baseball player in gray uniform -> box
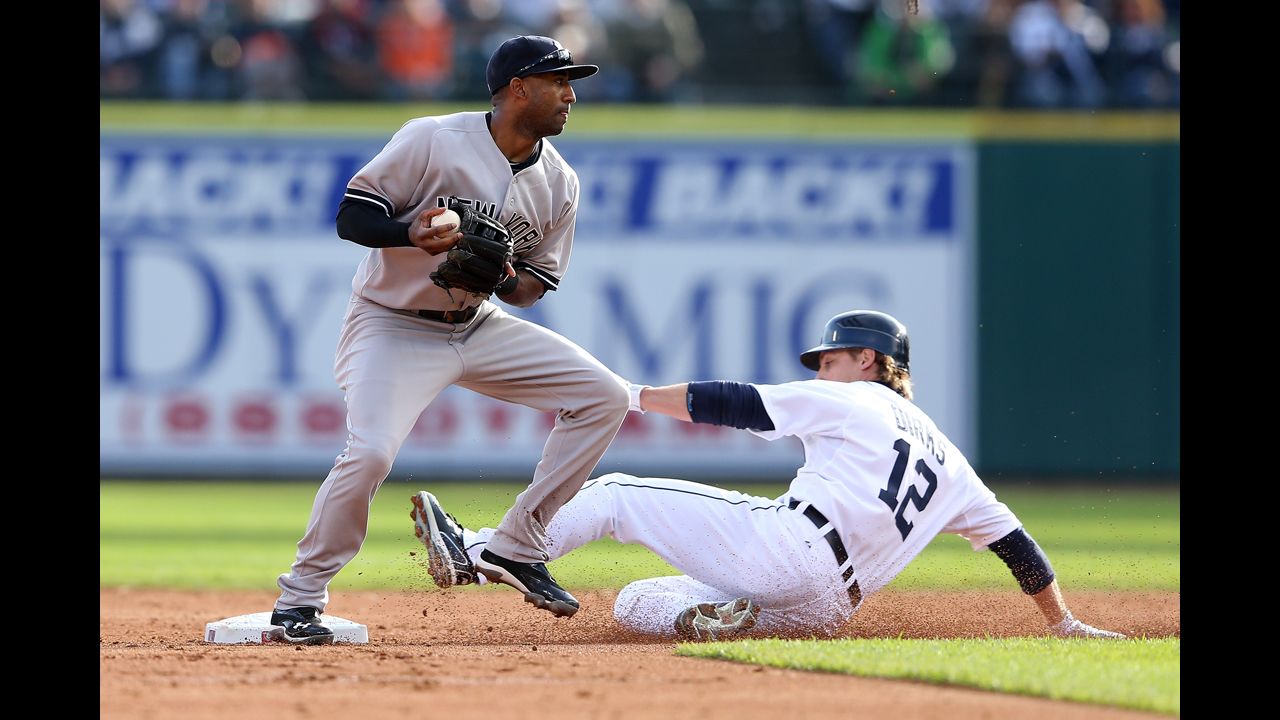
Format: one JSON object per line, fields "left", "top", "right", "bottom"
{"left": 414, "top": 310, "right": 1125, "bottom": 640}
{"left": 269, "top": 36, "right": 630, "bottom": 644}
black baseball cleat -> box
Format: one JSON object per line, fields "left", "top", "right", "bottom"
{"left": 268, "top": 607, "right": 335, "bottom": 645}
{"left": 410, "top": 491, "right": 477, "bottom": 588}
{"left": 475, "top": 548, "right": 580, "bottom": 618}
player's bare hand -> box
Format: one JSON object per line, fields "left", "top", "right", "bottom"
{"left": 504, "top": 261, "right": 516, "bottom": 278}
{"left": 410, "top": 207, "right": 462, "bottom": 255}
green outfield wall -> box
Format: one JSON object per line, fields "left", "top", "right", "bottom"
{"left": 976, "top": 143, "right": 1179, "bottom": 478}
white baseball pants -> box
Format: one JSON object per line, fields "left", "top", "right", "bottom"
{"left": 465, "top": 473, "right": 859, "bottom": 637}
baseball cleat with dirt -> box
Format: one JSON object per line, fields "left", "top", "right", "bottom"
{"left": 674, "top": 598, "right": 760, "bottom": 641}
{"left": 411, "top": 491, "right": 477, "bottom": 589}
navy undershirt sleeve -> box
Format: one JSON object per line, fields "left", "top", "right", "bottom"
{"left": 686, "top": 381, "right": 775, "bottom": 431}
{"left": 336, "top": 197, "right": 413, "bottom": 248}
{"left": 988, "top": 527, "right": 1056, "bottom": 595}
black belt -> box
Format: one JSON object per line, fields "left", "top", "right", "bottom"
{"left": 789, "top": 499, "right": 863, "bottom": 607}
{"left": 416, "top": 307, "right": 478, "bottom": 324}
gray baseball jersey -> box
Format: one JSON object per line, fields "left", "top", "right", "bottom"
{"left": 343, "top": 111, "right": 577, "bottom": 310}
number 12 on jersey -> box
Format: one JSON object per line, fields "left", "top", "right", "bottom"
{"left": 877, "top": 439, "right": 938, "bottom": 540}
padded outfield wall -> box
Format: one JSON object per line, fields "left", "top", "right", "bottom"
{"left": 978, "top": 141, "right": 1179, "bottom": 478}
{"left": 99, "top": 105, "right": 1178, "bottom": 480}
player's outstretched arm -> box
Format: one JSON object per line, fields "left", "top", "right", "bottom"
{"left": 629, "top": 381, "right": 778, "bottom": 431}
{"left": 988, "top": 528, "right": 1127, "bottom": 639}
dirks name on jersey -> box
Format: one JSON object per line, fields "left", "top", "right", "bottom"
{"left": 890, "top": 401, "right": 947, "bottom": 466}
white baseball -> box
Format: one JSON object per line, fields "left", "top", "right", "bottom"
{"left": 431, "top": 208, "right": 461, "bottom": 230}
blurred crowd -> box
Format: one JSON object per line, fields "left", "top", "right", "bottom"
{"left": 101, "top": 0, "right": 1180, "bottom": 108}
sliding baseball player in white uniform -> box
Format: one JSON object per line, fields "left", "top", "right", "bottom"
{"left": 270, "top": 36, "right": 628, "bottom": 644}
{"left": 415, "top": 310, "right": 1125, "bottom": 640}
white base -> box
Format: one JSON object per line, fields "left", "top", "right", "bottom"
{"left": 204, "top": 612, "right": 368, "bottom": 644}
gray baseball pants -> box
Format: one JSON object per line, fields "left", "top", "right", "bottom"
{"left": 276, "top": 296, "right": 629, "bottom": 611}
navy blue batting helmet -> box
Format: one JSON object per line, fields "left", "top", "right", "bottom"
{"left": 800, "top": 310, "right": 910, "bottom": 373}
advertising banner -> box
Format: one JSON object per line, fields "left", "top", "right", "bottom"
{"left": 101, "top": 134, "right": 974, "bottom": 478}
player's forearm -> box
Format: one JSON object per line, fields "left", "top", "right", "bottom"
{"left": 1032, "top": 578, "right": 1127, "bottom": 638}
{"left": 638, "top": 384, "right": 693, "bottom": 422}
{"left": 989, "top": 529, "right": 1097, "bottom": 633}
{"left": 989, "top": 527, "right": 1055, "bottom": 595}
{"left": 633, "top": 382, "right": 775, "bottom": 430}
{"left": 335, "top": 198, "right": 413, "bottom": 248}
{"left": 1030, "top": 580, "right": 1070, "bottom": 626}
{"left": 495, "top": 270, "right": 540, "bottom": 307}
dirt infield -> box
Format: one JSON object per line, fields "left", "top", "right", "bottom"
{"left": 100, "top": 587, "right": 1178, "bottom": 719}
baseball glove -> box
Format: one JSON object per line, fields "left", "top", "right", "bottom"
{"left": 429, "top": 208, "right": 514, "bottom": 295}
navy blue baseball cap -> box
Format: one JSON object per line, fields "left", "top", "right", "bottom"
{"left": 486, "top": 36, "right": 599, "bottom": 95}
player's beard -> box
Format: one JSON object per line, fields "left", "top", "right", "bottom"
{"left": 522, "top": 106, "right": 569, "bottom": 138}
{"left": 547, "top": 112, "right": 567, "bottom": 136}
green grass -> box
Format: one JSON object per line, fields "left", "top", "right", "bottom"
{"left": 100, "top": 481, "right": 1178, "bottom": 592}
{"left": 99, "top": 480, "right": 678, "bottom": 590}
{"left": 100, "top": 102, "right": 1181, "bottom": 140}
{"left": 102, "top": 480, "right": 1178, "bottom": 714}
{"left": 890, "top": 488, "right": 1180, "bottom": 591}
{"left": 677, "top": 637, "right": 1179, "bottom": 715}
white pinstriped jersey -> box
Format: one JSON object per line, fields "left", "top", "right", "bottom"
{"left": 344, "top": 111, "right": 579, "bottom": 311}
{"left": 751, "top": 380, "right": 1022, "bottom": 597}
